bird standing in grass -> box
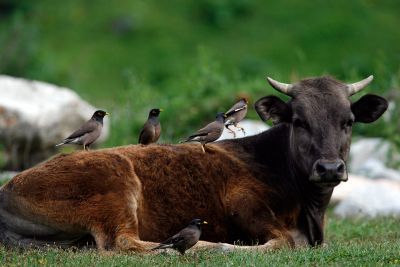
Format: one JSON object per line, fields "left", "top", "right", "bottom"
{"left": 56, "top": 110, "right": 109, "bottom": 151}
{"left": 139, "top": 108, "right": 163, "bottom": 145}
{"left": 181, "top": 112, "right": 226, "bottom": 153}
{"left": 151, "top": 219, "right": 208, "bottom": 255}
{"left": 224, "top": 98, "right": 248, "bottom": 138}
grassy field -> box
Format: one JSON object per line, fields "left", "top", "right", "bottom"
{"left": 0, "top": 217, "right": 399, "bottom": 266}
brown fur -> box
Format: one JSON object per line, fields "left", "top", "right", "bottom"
{"left": 0, "top": 143, "right": 295, "bottom": 251}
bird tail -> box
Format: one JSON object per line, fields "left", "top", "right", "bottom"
{"left": 151, "top": 243, "right": 174, "bottom": 251}
{"left": 55, "top": 142, "right": 65, "bottom": 147}
{"left": 179, "top": 137, "right": 191, "bottom": 144}
{"left": 179, "top": 134, "right": 201, "bottom": 143}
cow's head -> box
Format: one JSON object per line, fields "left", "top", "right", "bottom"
{"left": 255, "top": 75, "right": 388, "bottom": 186}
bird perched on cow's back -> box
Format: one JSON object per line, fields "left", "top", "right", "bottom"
{"left": 224, "top": 98, "right": 248, "bottom": 138}
{"left": 56, "top": 110, "right": 109, "bottom": 151}
{"left": 139, "top": 108, "right": 163, "bottom": 145}
{"left": 181, "top": 112, "right": 226, "bottom": 153}
{"left": 151, "top": 219, "right": 207, "bottom": 255}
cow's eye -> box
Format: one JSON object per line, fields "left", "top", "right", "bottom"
{"left": 342, "top": 119, "right": 354, "bottom": 129}
{"left": 293, "top": 118, "right": 307, "bottom": 129}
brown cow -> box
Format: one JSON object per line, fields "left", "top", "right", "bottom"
{"left": 0, "top": 75, "right": 388, "bottom": 252}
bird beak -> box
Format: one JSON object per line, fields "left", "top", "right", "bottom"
{"left": 105, "top": 112, "right": 110, "bottom": 116}
{"left": 223, "top": 114, "right": 227, "bottom": 118}
{"left": 159, "top": 109, "right": 164, "bottom": 112}
{"left": 203, "top": 221, "right": 208, "bottom": 224}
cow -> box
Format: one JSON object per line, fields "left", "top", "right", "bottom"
{"left": 0, "top": 75, "right": 388, "bottom": 252}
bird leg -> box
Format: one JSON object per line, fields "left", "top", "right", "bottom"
{"left": 236, "top": 125, "right": 246, "bottom": 136}
{"left": 225, "top": 125, "right": 236, "bottom": 138}
{"left": 201, "top": 144, "right": 206, "bottom": 153}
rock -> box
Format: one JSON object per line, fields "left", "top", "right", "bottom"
{"left": 332, "top": 175, "right": 400, "bottom": 217}
{"left": 349, "top": 138, "right": 400, "bottom": 181}
{"left": 353, "top": 158, "right": 400, "bottom": 181}
{"left": 218, "top": 119, "right": 270, "bottom": 140}
{"left": 0, "top": 75, "right": 109, "bottom": 170}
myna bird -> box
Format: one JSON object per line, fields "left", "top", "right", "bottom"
{"left": 224, "top": 98, "right": 248, "bottom": 138}
{"left": 138, "top": 108, "right": 163, "bottom": 145}
{"left": 181, "top": 112, "right": 226, "bottom": 153}
{"left": 56, "top": 110, "right": 109, "bottom": 151}
{"left": 151, "top": 219, "right": 208, "bottom": 255}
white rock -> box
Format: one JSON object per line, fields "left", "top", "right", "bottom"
{"left": 218, "top": 119, "right": 270, "bottom": 141}
{"left": 0, "top": 75, "right": 109, "bottom": 169}
{"left": 349, "top": 138, "right": 400, "bottom": 181}
{"left": 333, "top": 175, "right": 400, "bottom": 217}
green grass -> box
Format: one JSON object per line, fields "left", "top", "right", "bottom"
{"left": 1, "top": 217, "right": 399, "bottom": 266}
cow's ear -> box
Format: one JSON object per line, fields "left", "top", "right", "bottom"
{"left": 351, "top": 94, "right": 388, "bottom": 123}
{"left": 254, "top": 96, "right": 292, "bottom": 124}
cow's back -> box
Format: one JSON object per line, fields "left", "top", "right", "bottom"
{"left": 113, "top": 143, "right": 254, "bottom": 242}
{"left": 0, "top": 143, "right": 257, "bottom": 245}
{"left": 0, "top": 150, "right": 141, "bottom": 236}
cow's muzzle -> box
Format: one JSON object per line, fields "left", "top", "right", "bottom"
{"left": 310, "top": 159, "right": 348, "bottom": 184}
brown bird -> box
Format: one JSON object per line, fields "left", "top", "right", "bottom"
{"left": 139, "top": 108, "right": 163, "bottom": 145}
{"left": 56, "top": 110, "right": 109, "bottom": 151}
{"left": 224, "top": 98, "right": 248, "bottom": 138}
{"left": 181, "top": 112, "right": 226, "bottom": 153}
{"left": 151, "top": 219, "right": 208, "bottom": 255}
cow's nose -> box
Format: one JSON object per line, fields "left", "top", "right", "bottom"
{"left": 311, "top": 159, "right": 348, "bottom": 182}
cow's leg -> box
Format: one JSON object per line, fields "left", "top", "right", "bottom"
{"left": 91, "top": 226, "right": 109, "bottom": 251}
{"left": 189, "top": 235, "right": 293, "bottom": 253}
{"left": 115, "top": 231, "right": 159, "bottom": 253}
{"left": 219, "top": 185, "right": 295, "bottom": 252}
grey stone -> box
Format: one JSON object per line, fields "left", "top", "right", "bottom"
{"left": 333, "top": 175, "right": 400, "bottom": 217}
{"left": 0, "top": 75, "right": 109, "bottom": 170}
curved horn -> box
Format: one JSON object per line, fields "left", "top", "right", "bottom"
{"left": 347, "top": 75, "right": 374, "bottom": 96}
{"left": 266, "top": 77, "right": 293, "bottom": 96}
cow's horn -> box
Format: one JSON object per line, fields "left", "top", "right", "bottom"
{"left": 266, "top": 77, "right": 293, "bottom": 96}
{"left": 347, "top": 75, "right": 374, "bottom": 96}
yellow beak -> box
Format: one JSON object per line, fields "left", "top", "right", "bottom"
{"left": 105, "top": 112, "right": 110, "bottom": 116}
{"left": 203, "top": 221, "right": 208, "bottom": 224}
{"left": 159, "top": 109, "right": 164, "bottom": 112}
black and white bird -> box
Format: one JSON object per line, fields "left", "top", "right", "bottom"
{"left": 56, "top": 110, "right": 109, "bottom": 151}
{"left": 138, "top": 108, "right": 163, "bottom": 145}
{"left": 224, "top": 98, "right": 248, "bottom": 138}
{"left": 181, "top": 112, "right": 226, "bottom": 153}
{"left": 151, "top": 219, "right": 207, "bottom": 255}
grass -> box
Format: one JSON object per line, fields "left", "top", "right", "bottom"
{"left": 0, "top": 217, "right": 399, "bottom": 266}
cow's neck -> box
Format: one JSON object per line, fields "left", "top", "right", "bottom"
{"left": 233, "top": 124, "right": 335, "bottom": 246}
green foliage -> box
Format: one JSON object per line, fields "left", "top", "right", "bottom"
{"left": 0, "top": 217, "right": 399, "bottom": 266}
{"left": 0, "top": 0, "right": 399, "bottom": 151}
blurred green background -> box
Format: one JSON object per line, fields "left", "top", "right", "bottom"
{"left": 0, "top": 0, "right": 399, "bottom": 148}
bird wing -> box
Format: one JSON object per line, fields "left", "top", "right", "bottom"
{"left": 66, "top": 120, "right": 98, "bottom": 139}
{"left": 182, "top": 122, "right": 214, "bottom": 142}
{"left": 225, "top": 101, "right": 247, "bottom": 115}
{"left": 138, "top": 122, "right": 155, "bottom": 144}
{"left": 152, "top": 226, "right": 200, "bottom": 253}
{"left": 225, "top": 105, "right": 247, "bottom": 117}
{"left": 194, "top": 121, "right": 218, "bottom": 136}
